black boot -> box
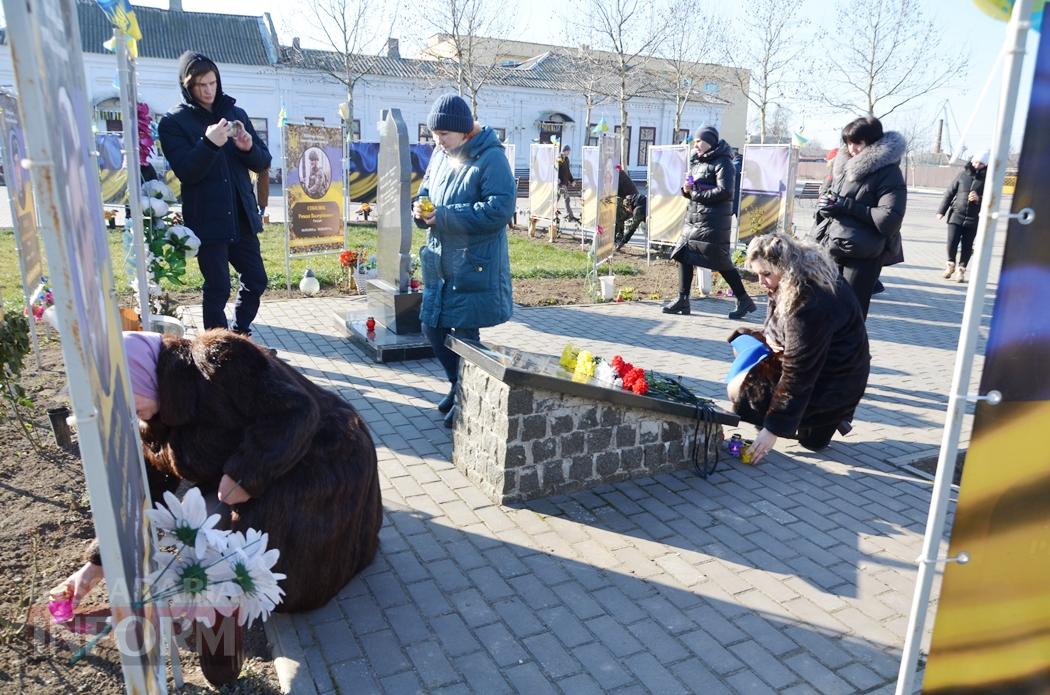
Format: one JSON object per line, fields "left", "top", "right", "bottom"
{"left": 728, "top": 295, "right": 757, "bottom": 320}
{"left": 437, "top": 386, "right": 456, "bottom": 414}
{"left": 662, "top": 294, "right": 691, "bottom": 315}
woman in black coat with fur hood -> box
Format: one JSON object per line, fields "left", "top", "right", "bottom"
{"left": 814, "top": 116, "right": 907, "bottom": 318}
{"left": 728, "top": 233, "right": 870, "bottom": 463}
{"left": 664, "top": 126, "right": 757, "bottom": 319}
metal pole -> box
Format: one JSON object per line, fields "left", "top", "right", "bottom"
{"left": 895, "top": 3, "right": 1032, "bottom": 693}
{"left": 115, "top": 27, "right": 151, "bottom": 329}
{"left": 283, "top": 124, "right": 292, "bottom": 296}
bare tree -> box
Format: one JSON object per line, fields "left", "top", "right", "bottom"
{"left": 817, "top": 0, "right": 968, "bottom": 118}
{"left": 421, "top": 0, "right": 514, "bottom": 117}
{"left": 724, "top": 0, "right": 805, "bottom": 144}
{"left": 296, "top": 0, "right": 399, "bottom": 138}
{"left": 571, "top": 0, "right": 669, "bottom": 165}
{"left": 763, "top": 104, "right": 794, "bottom": 143}
{"left": 562, "top": 34, "right": 615, "bottom": 151}
{"left": 656, "top": 0, "right": 716, "bottom": 143}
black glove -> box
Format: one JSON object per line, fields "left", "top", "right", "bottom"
{"left": 817, "top": 192, "right": 850, "bottom": 217}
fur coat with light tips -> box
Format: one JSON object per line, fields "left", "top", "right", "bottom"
{"left": 140, "top": 330, "right": 383, "bottom": 612}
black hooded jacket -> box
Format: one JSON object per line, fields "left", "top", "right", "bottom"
{"left": 158, "top": 52, "right": 271, "bottom": 243}
{"left": 938, "top": 162, "right": 987, "bottom": 228}
{"left": 672, "top": 139, "right": 736, "bottom": 271}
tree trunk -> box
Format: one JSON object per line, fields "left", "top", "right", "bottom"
{"left": 620, "top": 74, "right": 628, "bottom": 167}
{"left": 584, "top": 100, "right": 593, "bottom": 152}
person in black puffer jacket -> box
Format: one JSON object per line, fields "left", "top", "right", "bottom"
{"left": 664, "top": 126, "right": 756, "bottom": 319}
{"left": 158, "top": 52, "right": 272, "bottom": 335}
{"left": 937, "top": 150, "right": 988, "bottom": 283}
{"left": 813, "top": 116, "right": 906, "bottom": 319}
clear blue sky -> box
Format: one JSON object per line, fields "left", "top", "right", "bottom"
{"left": 32, "top": 1, "right": 1046, "bottom": 153}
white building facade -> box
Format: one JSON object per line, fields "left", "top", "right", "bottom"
{"left": 0, "top": 3, "right": 748, "bottom": 177}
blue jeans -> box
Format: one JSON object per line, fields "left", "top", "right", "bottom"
{"left": 422, "top": 324, "right": 480, "bottom": 384}
{"left": 197, "top": 231, "right": 268, "bottom": 333}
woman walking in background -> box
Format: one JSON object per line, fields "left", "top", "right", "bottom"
{"left": 814, "top": 116, "right": 906, "bottom": 318}
{"left": 663, "top": 126, "right": 756, "bottom": 319}
{"left": 937, "top": 150, "right": 988, "bottom": 283}
{"left": 413, "top": 94, "right": 516, "bottom": 428}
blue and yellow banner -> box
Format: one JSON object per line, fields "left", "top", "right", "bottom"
{"left": 924, "top": 12, "right": 1050, "bottom": 692}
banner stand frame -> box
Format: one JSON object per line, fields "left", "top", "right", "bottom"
{"left": 895, "top": 3, "right": 1033, "bottom": 692}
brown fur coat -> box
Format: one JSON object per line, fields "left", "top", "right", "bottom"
{"left": 141, "top": 331, "right": 382, "bottom": 612}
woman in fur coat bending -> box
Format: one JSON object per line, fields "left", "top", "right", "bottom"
{"left": 727, "top": 234, "right": 870, "bottom": 463}
{"left": 55, "top": 330, "right": 382, "bottom": 613}
{"left": 813, "top": 116, "right": 907, "bottom": 318}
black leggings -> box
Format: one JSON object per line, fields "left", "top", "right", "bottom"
{"left": 837, "top": 257, "right": 882, "bottom": 319}
{"left": 947, "top": 223, "right": 977, "bottom": 267}
{"left": 679, "top": 262, "right": 748, "bottom": 299}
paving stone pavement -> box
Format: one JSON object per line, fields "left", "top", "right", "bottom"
{"left": 182, "top": 190, "right": 1006, "bottom": 694}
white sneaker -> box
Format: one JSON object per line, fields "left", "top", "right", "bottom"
{"left": 955, "top": 265, "right": 966, "bottom": 283}
{"left": 943, "top": 261, "right": 955, "bottom": 279}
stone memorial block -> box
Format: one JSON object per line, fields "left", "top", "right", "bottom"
{"left": 447, "top": 338, "right": 739, "bottom": 503}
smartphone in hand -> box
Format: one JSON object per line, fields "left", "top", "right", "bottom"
{"left": 230, "top": 120, "right": 246, "bottom": 139}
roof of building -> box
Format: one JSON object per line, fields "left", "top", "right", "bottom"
{"left": 280, "top": 46, "right": 729, "bottom": 105}
{"left": 0, "top": 1, "right": 277, "bottom": 66}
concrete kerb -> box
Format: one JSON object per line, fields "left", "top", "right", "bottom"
{"left": 265, "top": 615, "right": 319, "bottom": 694}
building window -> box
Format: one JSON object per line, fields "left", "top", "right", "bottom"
{"left": 304, "top": 116, "right": 325, "bottom": 126}
{"left": 418, "top": 124, "right": 433, "bottom": 144}
{"left": 250, "top": 117, "right": 268, "bottom": 146}
{"left": 638, "top": 127, "right": 656, "bottom": 166}
{"left": 614, "top": 125, "right": 631, "bottom": 166}
{"left": 351, "top": 119, "right": 361, "bottom": 141}
{"left": 673, "top": 128, "right": 690, "bottom": 145}
{"left": 493, "top": 127, "right": 507, "bottom": 142}
{"left": 587, "top": 124, "right": 598, "bottom": 148}
{"left": 704, "top": 82, "right": 720, "bottom": 95}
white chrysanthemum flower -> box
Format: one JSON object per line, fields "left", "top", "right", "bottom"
{"left": 149, "top": 550, "right": 236, "bottom": 628}
{"left": 594, "top": 361, "right": 619, "bottom": 387}
{"left": 142, "top": 179, "right": 176, "bottom": 202}
{"left": 146, "top": 488, "right": 224, "bottom": 559}
{"left": 139, "top": 196, "right": 169, "bottom": 218}
{"left": 220, "top": 529, "right": 285, "bottom": 627}
{"left": 167, "top": 225, "right": 202, "bottom": 259}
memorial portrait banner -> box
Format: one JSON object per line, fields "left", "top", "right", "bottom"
{"left": 738, "top": 144, "right": 794, "bottom": 243}
{"left": 923, "top": 13, "right": 1050, "bottom": 693}
{"left": 647, "top": 144, "right": 689, "bottom": 245}
{"left": 0, "top": 92, "right": 43, "bottom": 295}
{"left": 529, "top": 143, "right": 557, "bottom": 221}
{"left": 594, "top": 136, "right": 621, "bottom": 264}
{"left": 346, "top": 141, "right": 433, "bottom": 203}
{"left": 3, "top": 0, "right": 164, "bottom": 689}
{"left": 581, "top": 145, "right": 598, "bottom": 229}
{"left": 284, "top": 123, "right": 345, "bottom": 254}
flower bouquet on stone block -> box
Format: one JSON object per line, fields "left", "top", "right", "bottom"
{"left": 559, "top": 343, "right": 703, "bottom": 405}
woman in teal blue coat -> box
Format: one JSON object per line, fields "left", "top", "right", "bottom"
{"left": 413, "top": 94, "right": 516, "bottom": 427}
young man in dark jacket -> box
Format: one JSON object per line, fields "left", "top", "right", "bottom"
{"left": 158, "top": 52, "right": 272, "bottom": 335}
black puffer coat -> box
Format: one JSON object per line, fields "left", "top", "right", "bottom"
{"left": 673, "top": 139, "right": 736, "bottom": 271}
{"left": 731, "top": 274, "right": 870, "bottom": 438}
{"left": 158, "top": 52, "right": 271, "bottom": 244}
{"left": 814, "top": 132, "right": 907, "bottom": 266}
{"left": 938, "top": 163, "right": 987, "bottom": 228}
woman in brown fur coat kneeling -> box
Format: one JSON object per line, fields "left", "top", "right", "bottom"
{"left": 55, "top": 330, "right": 382, "bottom": 613}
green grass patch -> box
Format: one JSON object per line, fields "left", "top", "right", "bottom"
{"left": 0, "top": 223, "right": 635, "bottom": 300}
